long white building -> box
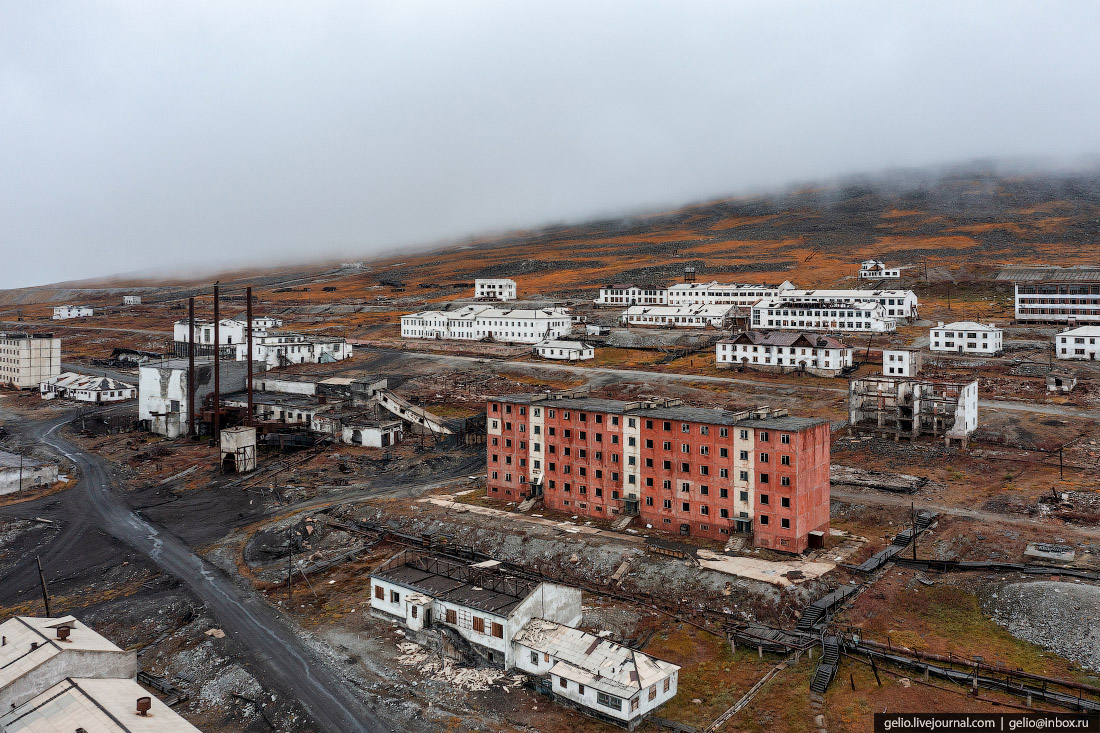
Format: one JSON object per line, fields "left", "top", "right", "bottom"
{"left": 1002, "top": 267, "right": 1100, "bottom": 324}
{"left": 0, "top": 332, "right": 60, "bottom": 389}
{"left": 52, "top": 305, "right": 93, "bottom": 319}
{"left": 173, "top": 318, "right": 350, "bottom": 367}
{"left": 717, "top": 332, "right": 853, "bottom": 376}
{"left": 1055, "top": 326, "right": 1100, "bottom": 361}
{"left": 751, "top": 299, "right": 896, "bottom": 332}
{"left": 929, "top": 321, "right": 1003, "bottom": 355}
{"left": 772, "top": 289, "right": 918, "bottom": 321}
{"left": 40, "top": 372, "right": 136, "bottom": 403}
{"left": 400, "top": 305, "right": 572, "bottom": 344}
{"left": 475, "top": 278, "right": 517, "bottom": 301}
{"left": 595, "top": 281, "right": 794, "bottom": 307}
{"left": 620, "top": 304, "right": 738, "bottom": 328}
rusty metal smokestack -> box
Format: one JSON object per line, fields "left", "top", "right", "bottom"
{"left": 213, "top": 284, "right": 220, "bottom": 440}
{"left": 188, "top": 297, "right": 196, "bottom": 439}
{"left": 246, "top": 286, "right": 253, "bottom": 426}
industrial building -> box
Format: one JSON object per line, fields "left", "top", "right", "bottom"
{"left": 138, "top": 358, "right": 248, "bottom": 438}
{"left": 400, "top": 305, "right": 573, "bottom": 344}
{"left": 486, "top": 393, "right": 830, "bottom": 552}
{"left": 475, "top": 278, "right": 518, "bottom": 301}
{"left": 1055, "top": 326, "right": 1100, "bottom": 360}
{"left": 51, "top": 305, "right": 93, "bottom": 319}
{"left": 40, "top": 372, "right": 136, "bottom": 403}
{"left": 1000, "top": 266, "right": 1100, "bottom": 324}
{"left": 172, "top": 318, "right": 350, "bottom": 367}
{"left": 0, "top": 332, "right": 60, "bottom": 389}
{"left": 595, "top": 281, "right": 794, "bottom": 307}
{"left": 0, "top": 616, "right": 198, "bottom": 732}
{"left": 929, "top": 321, "right": 1003, "bottom": 355}
{"left": 122, "top": 295, "right": 142, "bottom": 305}
{"left": 534, "top": 340, "right": 594, "bottom": 361}
{"left": 858, "top": 260, "right": 901, "bottom": 279}
{"left": 620, "top": 304, "right": 739, "bottom": 329}
{"left": 750, "top": 299, "right": 896, "bottom": 332}
{"left": 0, "top": 450, "right": 58, "bottom": 496}
{"left": 370, "top": 552, "right": 677, "bottom": 728}
{"left": 848, "top": 375, "right": 978, "bottom": 447}
{"left": 882, "top": 348, "right": 922, "bottom": 377}
{"left": 717, "top": 332, "right": 853, "bottom": 377}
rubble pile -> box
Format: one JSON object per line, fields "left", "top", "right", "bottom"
{"left": 396, "top": 642, "right": 523, "bottom": 692}
{"left": 983, "top": 581, "right": 1100, "bottom": 672}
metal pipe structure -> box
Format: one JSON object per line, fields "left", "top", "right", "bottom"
{"left": 188, "top": 297, "right": 196, "bottom": 438}
{"left": 246, "top": 286, "right": 253, "bottom": 426}
{"left": 213, "top": 284, "right": 220, "bottom": 440}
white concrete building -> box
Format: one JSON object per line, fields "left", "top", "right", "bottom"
{"left": 475, "top": 278, "right": 517, "bottom": 301}
{"left": 219, "top": 425, "right": 257, "bottom": 473}
{"left": 0, "top": 451, "right": 59, "bottom": 496}
{"left": 0, "top": 616, "right": 138, "bottom": 713}
{"left": 138, "top": 358, "right": 248, "bottom": 437}
{"left": 312, "top": 413, "right": 403, "bottom": 447}
{"left": 1055, "top": 326, "right": 1100, "bottom": 361}
{"left": 751, "top": 299, "right": 896, "bottom": 332}
{"left": 595, "top": 281, "right": 795, "bottom": 307}
{"left": 717, "top": 332, "right": 853, "bottom": 377}
{"left": 534, "top": 340, "right": 594, "bottom": 361}
{"left": 400, "top": 305, "right": 573, "bottom": 344}
{"left": 122, "top": 295, "right": 142, "bottom": 305}
{"left": 40, "top": 372, "right": 136, "bottom": 403}
{"left": 773, "top": 289, "right": 918, "bottom": 321}
{"left": 513, "top": 619, "right": 679, "bottom": 729}
{"left": 52, "top": 305, "right": 93, "bottom": 320}
{"left": 620, "top": 304, "right": 737, "bottom": 329}
{"left": 858, "top": 260, "right": 901, "bottom": 279}
{"left": 1, "top": 677, "right": 201, "bottom": 732}
{"left": 930, "top": 321, "right": 1003, "bottom": 355}
{"left": 0, "top": 332, "right": 60, "bottom": 389}
{"left": 1004, "top": 267, "right": 1100, "bottom": 325}
{"left": 849, "top": 376, "right": 979, "bottom": 447}
{"left": 370, "top": 552, "right": 582, "bottom": 668}
{"left": 173, "top": 318, "right": 350, "bottom": 367}
{"left": 594, "top": 283, "right": 668, "bottom": 306}
{"left": 882, "top": 348, "right": 922, "bottom": 377}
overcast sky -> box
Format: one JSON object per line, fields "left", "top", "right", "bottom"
{"left": 3, "top": 1, "right": 1099, "bottom": 289}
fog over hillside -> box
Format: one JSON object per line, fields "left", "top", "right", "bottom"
{"left": 4, "top": 1, "right": 1100, "bottom": 289}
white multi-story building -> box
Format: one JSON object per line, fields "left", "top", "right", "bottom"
{"left": 883, "top": 348, "right": 922, "bottom": 377}
{"left": 173, "top": 318, "right": 350, "bottom": 367}
{"left": 620, "top": 304, "right": 738, "bottom": 329}
{"left": 1004, "top": 267, "right": 1100, "bottom": 325}
{"left": 751, "top": 299, "right": 896, "bottom": 332}
{"left": 929, "top": 321, "right": 1003, "bottom": 355}
{"left": 1055, "top": 326, "right": 1100, "bottom": 361}
{"left": 849, "top": 376, "right": 978, "bottom": 447}
{"left": 772, "top": 289, "right": 918, "bottom": 321}
{"left": 534, "top": 340, "right": 594, "bottom": 361}
{"left": 40, "top": 372, "right": 136, "bottom": 403}
{"left": 858, "top": 260, "right": 901, "bottom": 279}
{"left": 138, "top": 358, "right": 248, "bottom": 438}
{"left": 717, "top": 332, "right": 853, "bottom": 377}
{"left": 122, "top": 295, "right": 142, "bottom": 305}
{"left": 52, "top": 305, "right": 93, "bottom": 319}
{"left": 475, "top": 278, "right": 517, "bottom": 301}
{"left": 595, "top": 281, "right": 794, "bottom": 307}
{"left": 400, "top": 305, "right": 572, "bottom": 344}
{"left": 0, "top": 332, "right": 61, "bottom": 389}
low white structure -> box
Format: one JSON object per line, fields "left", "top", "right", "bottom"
{"left": 1055, "top": 326, "right": 1100, "bottom": 361}
{"left": 400, "top": 305, "right": 573, "bottom": 344}
{"left": 773, "top": 289, "right": 918, "bottom": 321}
{"left": 52, "top": 305, "right": 93, "bottom": 320}
{"left": 312, "top": 413, "right": 403, "bottom": 447}
{"left": 40, "top": 372, "right": 136, "bottom": 403}
{"left": 475, "top": 278, "right": 517, "bottom": 301}
{"left": 620, "top": 304, "right": 737, "bottom": 329}
{"left": 595, "top": 281, "right": 794, "bottom": 307}
{"left": 370, "top": 552, "right": 582, "bottom": 668}
{"left": 534, "top": 340, "right": 594, "bottom": 361}
{"left": 172, "top": 318, "right": 350, "bottom": 367}
{"left": 930, "top": 322, "right": 1003, "bottom": 355}
{"left": 858, "top": 260, "right": 901, "bottom": 279}
{"left": 0, "top": 332, "right": 60, "bottom": 389}
{"left": 122, "top": 295, "right": 142, "bottom": 305}
{"left": 2, "top": 677, "right": 200, "bottom": 732}
{"left": 219, "top": 426, "right": 257, "bottom": 473}
{"left": 514, "top": 619, "right": 679, "bottom": 729}
{"left": 717, "top": 332, "right": 853, "bottom": 376}
{"left": 751, "top": 299, "right": 896, "bottom": 332}
{"left": 0, "top": 616, "right": 138, "bottom": 713}
{"left": 138, "top": 358, "right": 248, "bottom": 437}
{"left": 0, "top": 451, "right": 58, "bottom": 496}
{"left": 882, "top": 348, "right": 922, "bottom": 377}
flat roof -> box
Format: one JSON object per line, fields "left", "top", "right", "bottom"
{"left": 0, "top": 451, "right": 51, "bottom": 470}
{"left": 0, "top": 617, "right": 123, "bottom": 691}
{"left": 998, "top": 267, "right": 1100, "bottom": 282}
{"left": 0, "top": 677, "right": 200, "bottom": 732}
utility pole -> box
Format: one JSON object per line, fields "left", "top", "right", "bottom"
{"left": 213, "top": 284, "right": 221, "bottom": 441}
{"left": 188, "top": 297, "right": 196, "bottom": 438}
{"left": 911, "top": 502, "right": 917, "bottom": 560}
{"left": 36, "top": 556, "right": 51, "bottom": 617}
{"left": 246, "top": 286, "right": 254, "bottom": 427}
{"left": 18, "top": 454, "right": 23, "bottom": 494}
{"left": 286, "top": 526, "right": 294, "bottom": 603}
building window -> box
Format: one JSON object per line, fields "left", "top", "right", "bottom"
{"left": 760, "top": 514, "right": 769, "bottom": 525}
{"left": 597, "top": 692, "right": 623, "bottom": 710}
{"left": 649, "top": 685, "right": 657, "bottom": 701}
{"left": 560, "top": 677, "right": 568, "bottom": 688}
{"left": 781, "top": 455, "right": 790, "bottom": 465}
{"left": 664, "top": 678, "right": 671, "bottom": 692}
{"left": 374, "top": 585, "right": 384, "bottom": 600}
{"left": 446, "top": 609, "right": 457, "bottom": 624}
{"left": 760, "top": 493, "right": 769, "bottom": 505}
{"left": 492, "top": 622, "right": 504, "bottom": 638}
{"left": 781, "top": 518, "right": 790, "bottom": 529}
{"left": 781, "top": 433, "right": 790, "bottom": 444}
{"left": 390, "top": 590, "right": 400, "bottom": 603}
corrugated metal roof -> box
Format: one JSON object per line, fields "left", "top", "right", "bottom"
{"left": 997, "top": 267, "right": 1100, "bottom": 282}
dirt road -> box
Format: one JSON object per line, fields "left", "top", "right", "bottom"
{"left": 1, "top": 409, "right": 393, "bottom": 733}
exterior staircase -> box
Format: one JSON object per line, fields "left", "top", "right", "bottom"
{"left": 809, "top": 636, "right": 841, "bottom": 694}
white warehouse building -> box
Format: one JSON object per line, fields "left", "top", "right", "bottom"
{"left": 751, "top": 299, "right": 896, "bottom": 332}
{"left": 1055, "top": 326, "right": 1100, "bottom": 361}
{"left": 400, "top": 305, "right": 573, "bottom": 344}
{"left": 620, "top": 304, "right": 738, "bottom": 329}
{"left": 534, "top": 340, "right": 594, "bottom": 361}
{"left": 929, "top": 322, "right": 1003, "bottom": 355}
{"left": 52, "top": 305, "right": 93, "bottom": 319}
{"left": 475, "top": 278, "right": 518, "bottom": 301}
{"left": 595, "top": 281, "right": 794, "bottom": 307}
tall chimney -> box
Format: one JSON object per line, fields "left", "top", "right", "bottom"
{"left": 188, "top": 297, "right": 196, "bottom": 439}
{"left": 246, "top": 286, "right": 253, "bottom": 426}
{"left": 213, "top": 284, "right": 221, "bottom": 440}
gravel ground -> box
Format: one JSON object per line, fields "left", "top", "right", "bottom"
{"left": 982, "top": 580, "right": 1100, "bottom": 672}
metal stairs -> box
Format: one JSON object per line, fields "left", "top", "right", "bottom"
{"left": 809, "top": 636, "right": 841, "bottom": 694}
